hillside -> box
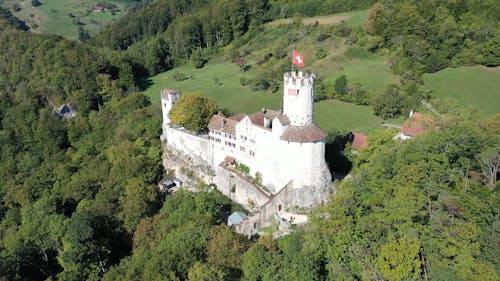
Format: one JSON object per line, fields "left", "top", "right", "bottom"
{"left": 423, "top": 66, "right": 500, "bottom": 117}
{"left": 0, "top": 1, "right": 498, "bottom": 281}
{"left": 0, "top": 0, "right": 148, "bottom": 39}
{"left": 142, "top": 10, "right": 498, "bottom": 133}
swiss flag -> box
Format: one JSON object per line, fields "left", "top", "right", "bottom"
{"left": 293, "top": 50, "right": 304, "bottom": 67}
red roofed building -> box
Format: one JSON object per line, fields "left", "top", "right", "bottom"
{"left": 396, "top": 111, "right": 438, "bottom": 140}
{"left": 349, "top": 132, "right": 368, "bottom": 151}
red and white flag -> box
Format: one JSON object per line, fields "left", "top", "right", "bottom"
{"left": 293, "top": 50, "right": 304, "bottom": 67}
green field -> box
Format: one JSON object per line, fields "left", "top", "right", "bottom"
{"left": 320, "top": 49, "right": 399, "bottom": 91}
{"left": 1, "top": 0, "right": 135, "bottom": 39}
{"left": 265, "top": 9, "right": 368, "bottom": 28}
{"left": 142, "top": 62, "right": 282, "bottom": 114}
{"left": 143, "top": 62, "right": 383, "bottom": 133}
{"left": 314, "top": 100, "right": 381, "bottom": 132}
{"left": 423, "top": 66, "right": 500, "bottom": 117}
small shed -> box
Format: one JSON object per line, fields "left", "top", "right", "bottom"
{"left": 56, "top": 104, "right": 77, "bottom": 119}
{"left": 224, "top": 155, "right": 236, "bottom": 166}
{"left": 349, "top": 132, "right": 368, "bottom": 151}
{"left": 158, "top": 179, "right": 176, "bottom": 192}
{"left": 228, "top": 211, "right": 247, "bottom": 227}
{"left": 173, "top": 178, "right": 183, "bottom": 187}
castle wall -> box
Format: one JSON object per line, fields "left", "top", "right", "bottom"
{"left": 161, "top": 90, "right": 180, "bottom": 126}
{"left": 284, "top": 140, "right": 330, "bottom": 188}
{"left": 164, "top": 126, "right": 212, "bottom": 164}
{"left": 216, "top": 165, "right": 271, "bottom": 209}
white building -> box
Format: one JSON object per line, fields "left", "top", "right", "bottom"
{"left": 161, "top": 71, "right": 332, "bottom": 206}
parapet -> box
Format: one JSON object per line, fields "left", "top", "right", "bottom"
{"left": 161, "top": 89, "right": 181, "bottom": 100}
{"left": 284, "top": 71, "right": 316, "bottom": 88}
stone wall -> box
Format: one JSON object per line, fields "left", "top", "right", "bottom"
{"left": 163, "top": 125, "right": 212, "bottom": 164}
{"left": 216, "top": 165, "right": 271, "bottom": 210}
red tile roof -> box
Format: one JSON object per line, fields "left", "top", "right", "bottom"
{"left": 248, "top": 109, "right": 289, "bottom": 128}
{"left": 400, "top": 112, "right": 436, "bottom": 137}
{"left": 230, "top": 113, "right": 246, "bottom": 122}
{"left": 224, "top": 155, "right": 236, "bottom": 164}
{"left": 350, "top": 132, "right": 368, "bottom": 150}
{"left": 208, "top": 113, "right": 238, "bottom": 135}
{"left": 280, "top": 124, "right": 327, "bottom": 143}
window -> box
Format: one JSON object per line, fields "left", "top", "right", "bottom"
{"left": 240, "top": 146, "right": 245, "bottom": 152}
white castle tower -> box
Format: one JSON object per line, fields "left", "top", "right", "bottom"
{"left": 160, "top": 89, "right": 181, "bottom": 126}
{"left": 278, "top": 71, "right": 331, "bottom": 193}
{"left": 282, "top": 71, "right": 315, "bottom": 126}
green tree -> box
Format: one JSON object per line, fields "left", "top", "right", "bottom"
{"left": 169, "top": 93, "right": 217, "bottom": 133}
{"left": 334, "top": 74, "right": 347, "bottom": 95}
{"left": 371, "top": 84, "right": 407, "bottom": 118}
{"left": 187, "top": 263, "right": 225, "bottom": 281}
{"left": 190, "top": 49, "right": 205, "bottom": 68}
{"left": 118, "top": 178, "right": 160, "bottom": 232}
{"left": 206, "top": 225, "right": 248, "bottom": 268}
{"left": 376, "top": 237, "right": 422, "bottom": 281}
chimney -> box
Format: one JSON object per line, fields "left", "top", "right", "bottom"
{"left": 221, "top": 118, "right": 226, "bottom": 128}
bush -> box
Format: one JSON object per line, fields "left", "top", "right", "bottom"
{"left": 31, "top": 0, "right": 41, "bottom": 7}
{"left": 12, "top": 4, "right": 21, "bottom": 12}
{"left": 316, "top": 48, "right": 327, "bottom": 60}
{"left": 236, "top": 163, "right": 250, "bottom": 174}
{"left": 172, "top": 72, "right": 187, "bottom": 82}
{"left": 190, "top": 49, "right": 205, "bottom": 68}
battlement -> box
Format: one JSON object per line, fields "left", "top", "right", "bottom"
{"left": 161, "top": 89, "right": 181, "bottom": 101}
{"left": 284, "top": 71, "right": 316, "bottom": 87}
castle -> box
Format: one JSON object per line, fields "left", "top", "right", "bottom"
{"left": 161, "top": 71, "right": 333, "bottom": 234}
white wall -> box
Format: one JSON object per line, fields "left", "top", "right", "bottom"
{"left": 282, "top": 71, "right": 315, "bottom": 126}
{"left": 165, "top": 127, "right": 212, "bottom": 164}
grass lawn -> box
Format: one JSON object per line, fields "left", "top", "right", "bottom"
{"left": 143, "top": 62, "right": 383, "bottom": 133}
{"left": 265, "top": 9, "right": 368, "bottom": 28}
{"left": 321, "top": 53, "right": 399, "bottom": 91}
{"left": 314, "top": 100, "right": 382, "bottom": 132}
{"left": 1, "top": 0, "right": 132, "bottom": 39}
{"left": 142, "top": 62, "right": 282, "bottom": 114}
{"left": 342, "top": 9, "right": 369, "bottom": 28}
{"left": 423, "top": 66, "right": 500, "bottom": 117}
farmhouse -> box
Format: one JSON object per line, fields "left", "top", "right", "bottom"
{"left": 395, "top": 111, "right": 438, "bottom": 140}
{"left": 161, "top": 71, "right": 334, "bottom": 235}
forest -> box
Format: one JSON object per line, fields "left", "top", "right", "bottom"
{"left": 0, "top": 0, "right": 498, "bottom": 280}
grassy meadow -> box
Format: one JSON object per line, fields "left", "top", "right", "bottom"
{"left": 142, "top": 62, "right": 383, "bottom": 133}
{"left": 423, "top": 66, "right": 500, "bottom": 117}
{"left": 142, "top": 62, "right": 282, "bottom": 114}
{"left": 265, "top": 9, "right": 368, "bottom": 28}
{"left": 0, "top": 0, "right": 134, "bottom": 39}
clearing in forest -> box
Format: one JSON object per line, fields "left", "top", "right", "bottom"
{"left": 0, "top": 0, "right": 136, "bottom": 39}
{"left": 423, "top": 66, "right": 500, "bottom": 117}
{"left": 265, "top": 10, "right": 368, "bottom": 28}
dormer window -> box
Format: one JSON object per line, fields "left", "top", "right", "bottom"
{"left": 264, "top": 118, "right": 272, "bottom": 129}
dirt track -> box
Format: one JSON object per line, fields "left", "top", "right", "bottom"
{"left": 265, "top": 15, "right": 350, "bottom": 26}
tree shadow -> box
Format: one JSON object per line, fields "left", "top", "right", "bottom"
{"left": 325, "top": 131, "right": 352, "bottom": 180}
{"left": 137, "top": 77, "right": 154, "bottom": 91}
